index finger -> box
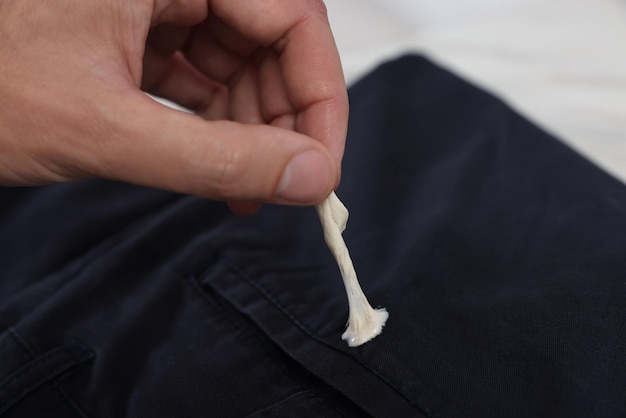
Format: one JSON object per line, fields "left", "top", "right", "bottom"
{"left": 209, "top": 0, "right": 349, "bottom": 164}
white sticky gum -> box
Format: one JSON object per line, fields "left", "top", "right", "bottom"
{"left": 342, "top": 307, "right": 389, "bottom": 347}
{"left": 316, "top": 192, "right": 389, "bottom": 347}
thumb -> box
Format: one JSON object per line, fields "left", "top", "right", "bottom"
{"left": 85, "top": 93, "right": 339, "bottom": 204}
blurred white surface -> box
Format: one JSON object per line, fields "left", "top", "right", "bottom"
{"left": 326, "top": 0, "right": 626, "bottom": 182}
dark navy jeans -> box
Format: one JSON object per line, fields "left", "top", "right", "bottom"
{"left": 1, "top": 55, "right": 624, "bottom": 417}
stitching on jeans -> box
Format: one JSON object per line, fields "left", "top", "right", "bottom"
{"left": 185, "top": 239, "right": 455, "bottom": 416}
{"left": 7, "top": 328, "right": 36, "bottom": 358}
{"left": 218, "top": 256, "right": 322, "bottom": 339}
{"left": 178, "top": 228, "right": 454, "bottom": 416}
{"left": 50, "top": 382, "right": 91, "bottom": 418}
{"left": 187, "top": 268, "right": 368, "bottom": 417}
{"left": 185, "top": 248, "right": 364, "bottom": 414}
{"left": 215, "top": 254, "right": 449, "bottom": 418}
{"left": 5, "top": 327, "right": 92, "bottom": 418}
{"left": 245, "top": 390, "right": 347, "bottom": 418}
{"left": 185, "top": 271, "right": 312, "bottom": 395}
{"left": 0, "top": 348, "right": 72, "bottom": 398}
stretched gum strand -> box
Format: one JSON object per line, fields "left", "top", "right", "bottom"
{"left": 315, "top": 192, "right": 388, "bottom": 347}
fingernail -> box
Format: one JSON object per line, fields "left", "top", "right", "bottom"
{"left": 277, "top": 150, "right": 334, "bottom": 203}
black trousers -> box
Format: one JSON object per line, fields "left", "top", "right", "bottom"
{"left": 0, "top": 55, "right": 624, "bottom": 418}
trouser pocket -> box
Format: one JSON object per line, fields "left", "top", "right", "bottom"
{"left": 0, "top": 328, "right": 93, "bottom": 417}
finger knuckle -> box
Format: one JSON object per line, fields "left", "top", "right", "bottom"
{"left": 210, "top": 148, "right": 247, "bottom": 198}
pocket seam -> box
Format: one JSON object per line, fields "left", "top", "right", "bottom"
{"left": 204, "top": 254, "right": 443, "bottom": 418}
{"left": 1, "top": 328, "right": 92, "bottom": 418}
{"left": 185, "top": 270, "right": 312, "bottom": 395}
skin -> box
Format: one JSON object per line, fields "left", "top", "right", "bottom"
{"left": 0, "top": 0, "right": 349, "bottom": 215}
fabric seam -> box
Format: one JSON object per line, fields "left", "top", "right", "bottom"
{"left": 185, "top": 272, "right": 324, "bottom": 404}
{"left": 215, "top": 254, "right": 447, "bottom": 418}
{"left": 6, "top": 327, "right": 91, "bottom": 418}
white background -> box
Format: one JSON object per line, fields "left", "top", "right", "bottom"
{"left": 326, "top": 0, "right": 626, "bottom": 182}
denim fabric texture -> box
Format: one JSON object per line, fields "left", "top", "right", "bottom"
{"left": 0, "top": 55, "right": 624, "bottom": 417}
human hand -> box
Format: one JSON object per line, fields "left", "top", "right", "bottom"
{"left": 0, "top": 0, "right": 348, "bottom": 215}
